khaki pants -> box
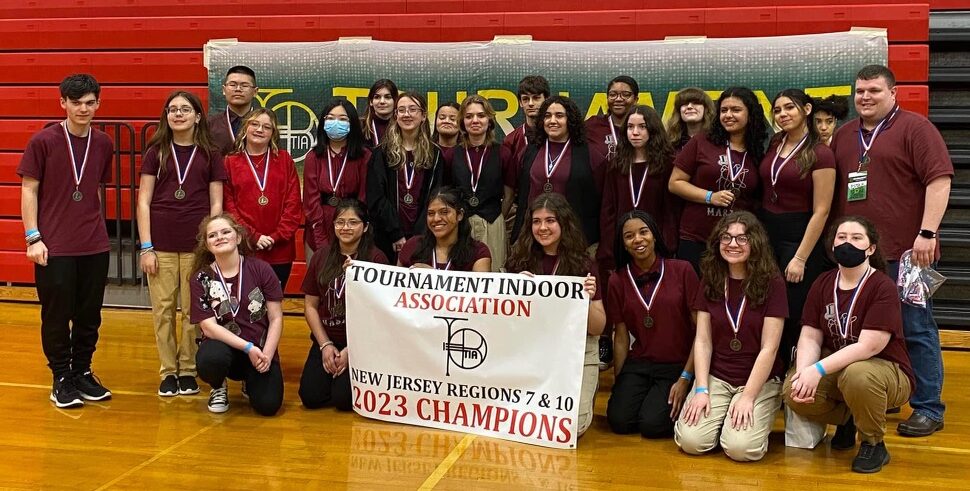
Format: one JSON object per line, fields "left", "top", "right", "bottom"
{"left": 468, "top": 214, "right": 506, "bottom": 272}
{"left": 577, "top": 335, "right": 600, "bottom": 437}
{"left": 674, "top": 375, "right": 782, "bottom": 462}
{"left": 147, "top": 251, "right": 199, "bottom": 378}
{"left": 784, "top": 358, "right": 911, "bottom": 444}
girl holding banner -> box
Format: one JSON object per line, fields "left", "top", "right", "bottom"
{"left": 397, "top": 187, "right": 491, "bottom": 272}
{"left": 189, "top": 214, "right": 285, "bottom": 416}
{"left": 675, "top": 211, "right": 786, "bottom": 462}
{"left": 506, "top": 192, "right": 605, "bottom": 437}
{"left": 303, "top": 99, "right": 371, "bottom": 257}
{"left": 138, "top": 91, "right": 225, "bottom": 398}
{"left": 367, "top": 92, "right": 443, "bottom": 261}
{"left": 360, "top": 79, "right": 398, "bottom": 148}
{"left": 598, "top": 105, "right": 679, "bottom": 273}
{"left": 606, "top": 210, "right": 698, "bottom": 438}
{"left": 759, "top": 89, "right": 836, "bottom": 371}
{"left": 223, "top": 108, "right": 303, "bottom": 289}
{"left": 669, "top": 87, "right": 769, "bottom": 272}
{"left": 299, "top": 199, "right": 388, "bottom": 411}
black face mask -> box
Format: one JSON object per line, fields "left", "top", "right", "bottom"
{"left": 833, "top": 242, "right": 868, "bottom": 268}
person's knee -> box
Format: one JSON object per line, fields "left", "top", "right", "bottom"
{"left": 639, "top": 413, "right": 674, "bottom": 439}
{"left": 251, "top": 396, "right": 283, "bottom": 416}
{"left": 298, "top": 383, "right": 327, "bottom": 409}
{"left": 720, "top": 431, "right": 767, "bottom": 462}
{"left": 675, "top": 425, "right": 716, "bottom": 455}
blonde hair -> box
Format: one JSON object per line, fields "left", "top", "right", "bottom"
{"left": 383, "top": 92, "right": 435, "bottom": 170}
{"left": 232, "top": 108, "right": 280, "bottom": 155}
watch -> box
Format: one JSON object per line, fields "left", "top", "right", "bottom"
{"left": 918, "top": 229, "right": 937, "bottom": 239}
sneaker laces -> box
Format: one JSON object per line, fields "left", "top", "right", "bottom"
{"left": 858, "top": 443, "right": 876, "bottom": 459}
{"left": 209, "top": 387, "right": 228, "bottom": 405}
{"left": 80, "top": 371, "right": 103, "bottom": 387}
{"left": 59, "top": 376, "right": 79, "bottom": 394}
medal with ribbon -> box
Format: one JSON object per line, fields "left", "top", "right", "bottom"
{"left": 724, "top": 279, "right": 748, "bottom": 352}
{"left": 171, "top": 143, "right": 198, "bottom": 201}
{"left": 627, "top": 260, "right": 665, "bottom": 329}
{"left": 833, "top": 267, "right": 874, "bottom": 349}
{"left": 543, "top": 139, "right": 570, "bottom": 193}
{"left": 213, "top": 256, "right": 244, "bottom": 335}
{"left": 62, "top": 121, "right": 92, "bottom": 202}
{"left": 465, "top": 146, "right": 488, "bottom": 208}
{"left": 245, "top": 150, "right": 270, "bottom": 206}
{"left": 768, "top": 132, "right": 809, "bottom": 203}
{"left": 326, "top": 146, "right": 348, "bottom": 207}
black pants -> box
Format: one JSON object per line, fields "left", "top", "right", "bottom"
{"left": 270, "top": 262, "right": 293, "bottom": 292}
{"left": 35, "top": 252, "right": 109, "bottom": 378}
{"left": 607, "top": 359, "right": 683, "bottom": 438}
{"left": 298, "top": 340, "right": 352, "bottom": 411}
{"left": 196, "top": 339, "right": 284, "bottom": 416}
{"left": 677, "top": 239, "right": 706, "bottom": 275}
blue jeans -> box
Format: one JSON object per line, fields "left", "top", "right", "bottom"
{"left": 886, "top": 261, "right": 945, "bottom": 422}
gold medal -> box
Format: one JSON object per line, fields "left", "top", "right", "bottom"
{"left": 730, "top": 337, "right": 742, "bottom": 352}
{"left": 258, "top": 194, "right": 269, "bottom": 206}
{"left": 174, "top": 188, "right": 186, "bottom": 200}
{"left": 72, "top": 190, "right": 83, "bottom": 202}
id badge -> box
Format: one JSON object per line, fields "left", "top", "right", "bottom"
{"left": 847, "top": 171, "right": 868, "bottom": 202}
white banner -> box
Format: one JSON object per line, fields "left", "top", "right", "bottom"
{"left": 345, "top": 262, "right": 589, "bottom": 449}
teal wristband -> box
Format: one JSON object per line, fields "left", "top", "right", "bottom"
{"left": 814, "top": 361, "right": 827, "bottom": 376}
{"left": 141, "top": 241, "right": 153, "bottom": 249}
{"left": 694, "top": 386, "right": 709, "bottom": 395}
{"left": 705, "top": 191, "right": 713, "bottom": 204}
{"left": 243, "top": 341, "right": 253, "bottom": 354}
{"left": 680, "top": 370, "right": 694, "bottom": 382}
{"left": 25, "top": 228, "right": 39, "bottom": 237}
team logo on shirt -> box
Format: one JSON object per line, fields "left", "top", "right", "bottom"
{"left": 604, "top": 135, "right": 617, "bottom": 161}
{"left": 439, "top": 316, "right": 488, "bottom": 376}
{"left": 824, "top": 302, "right": 858, "bottom": 349}
{"left": 716, "top": 154, "right": 749, "bottom": 197}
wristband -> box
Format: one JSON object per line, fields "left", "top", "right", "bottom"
{"left": 704, "top": 191, "right": 713, "bottom": 204}
{"left": 319, "top": 341, "right": 335, "bottom": 351}
{"left": 814, "top": 361, "right": 827, "bottom": 376}
{"left": 25, "top": 228, "right": 39, "bottom": 237}
{"left": 793, "top": 254, "right": 807, "bottom": 263}
{"left": 243, "top": 341, "right": 253, "bottom": 354}
{"left": 680, "top": 370, "right": 694, "bottom": 382}
{"left": 918, "top": 229, "right": 937, "bottom": 239}
{"left": 694, "top": 386, "right": 709, "bottom": 395}
{"left": 139, "top": 247, "right": 155, "bottom": 256}
{"left": 141, "top": 242, "right": 153, "bottom": 249}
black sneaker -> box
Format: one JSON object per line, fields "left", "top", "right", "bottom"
{"left": 74, "top": 371, "right": 111, "bottom": 401}
{"left": 177, "top": 376, "right": 199, "bottom": 395}
{"left": 852, "top": 442, "right": 890, "bottom": 473}
{"left": 207, "top": 384, "right": 229, "bottom": 413}
{"left": 158, "top": 375, "right": 179, "bottom": 397}
{"left": 241, "top": 380, "right": 249, "bottom": 400}
{"left": 50, "top": 375, "right": 84, "bottom": 408}
{"left": 598, "top": 335, "right": 613, "bottom": 371}
{"left": 831, "top": 417, "right": 856, "bottom": 450}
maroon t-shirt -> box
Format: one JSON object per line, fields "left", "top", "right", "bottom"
{"left": 674, "top": 134, "right": 761, "bottom": 242}
{"left": 831, "top": 109, "right": 953, "bottom": 261}
{"left": 398, "top": 236, "right": 491, "bottom": 272}
{"left": 397, "top": 152, "right": 427, "bottom": 238}
{"left": 607, "top": 258, "right": 697, "bottom": 364}
{"left": 759, "top": 142, "right": 836, "bottom": 214}
{"left": 801, "top": 269, "right": 915, "bottom": 390}
{"left": 527, "top": 140, "right": 571, "bottom": 202}
{"left": 17, "top": 123, "right": 113, "bottom": 256}
{"left": 301, "top": 247, "right": 388, "bottom": 345}
{"left": 598, "top": 161, "right": 680, "bottom": 269}
{"left": 535, "top": 254, "right": 603, "bottom": 301}
{"left": 189, "top": 256, "right": 284, "bottom": 352}
{"left": 585, "top": 114, "right": 620, "bottom": 160}
{"left": 502, "top": 123, "right": 530, "bottom": 178}
{"left": 693, "top": 274, "right": 788, "bottom": 387}
{"left": 141, "top": 144, "right": 227, "bottom": 252}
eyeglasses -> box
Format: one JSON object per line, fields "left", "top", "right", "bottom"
{"left": 334, "top": 219, "right": 363, "bottom": 229}
{"left": 396, "top": 106, "right": 423, "bottom": 116}
{"left": 608, "top": 91, "right": 634, "bottom": 100}
{"left": 167, "top": 106, "right": 195, "bottom": 115}
{"left": 719, "top": 234, "right": 750, "bottom": 246}
{"left": 248, "top": 121, "right": 275, "bottom": 132}
{"left": 225, "top": 82, "right": 254, "bottom": 90}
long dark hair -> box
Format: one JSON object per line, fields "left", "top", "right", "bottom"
{"left": 826, "top": 215, "right": 888, "bottom": 272}
{"left": 699, "top": 211, "right": 778, "bottom": 306}
{"left": 145, "top": 90, "right": 214, "bottom": 178}
{"left": 432, "top": 101, "right": 461, "bottom": 146}
{"left": 313, "top": 99, "right": 366, "bottom": 160}
{"left": 769, "top": 89, "right": 820, "bottom": 177}
{"left": 709, "top": 87, "right": 769, "bottom": 164}
{"left": 613, "top": 210, "right": 670, "bottom": 270}
{"left": 533, "top": 96, "right": 586, "bottom": 146}
{"left": 412, "top": 187, "right": 475, "bottom": 267}
{"left": 317, "top": 199, "right": 376, "bottom": 288}
{"left": 665, "top": 87, "right": 715, "bottom": 148}
{"left": 361, "top": 78, "right": 398, "bottom": 142}
{"left": 613, "top": 105, "right": 673, "bottom": 177}
{"left": 506, "top": 193, "right": 589, "bottom": 276}
{"left": 190, "top": 213, "right": 255, "bottom": 275}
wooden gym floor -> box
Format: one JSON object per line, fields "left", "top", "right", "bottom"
{"left": 0, "top": 301, "right": 968, "bottom": 490}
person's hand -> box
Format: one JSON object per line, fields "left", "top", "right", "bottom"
{"left": 729, "top": 394, "right": 755, "bottom": 431}
{"left": 256, "top": 235, "right": 275, "bottom": 250}
{"left": 583, "top": 274, "right": 597, "bottom": 299}
{"left": 711, "top": 190, "right": 735, "bottom": 208}
{"left": 321, "top": 344, "right": 339, "bottom": 374}
{"left": 342, "top": 255, "right": 353, "bottom": 271}
{"left": 790, "top": 365, "right": 822, "bottom": 403}
{"left": 681, "top": 392, "right": 710, "bottom": 426}
{"left": 668, "top": 377, "right": 690, "bottom": 420}
{"left": 410, "top": 263, "right": 432, "bottom": 269}
{"left": 912, "top": 236, "right": 935, "bottom": 268}
{"left": 785, "top": 257, "right": 805, "bottom": 283}
{"left": 140, "top": 251, "right": 158, "bottom": 275}
{"left": 27, "top": 241, "right": 48, "bottom": 266}
{"left": 392, "top": 238, "right": 406, "bottom": 252}
{"left": 248, "top": 346, "right": 270, "bottom": 373}
{"left": 334, "top": 348, "right": 349, "bottom": 378}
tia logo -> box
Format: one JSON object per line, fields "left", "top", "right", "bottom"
{"left": 437, "top": 316, "right": 487, "bottom": 376}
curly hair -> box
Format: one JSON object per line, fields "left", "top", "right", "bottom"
{"left": 768, "top": 89, "right": 820, "bottom": 178}
{"left": 532, "top": 96, "right": 586, "bottom": 146}
{"left": 506, "top": 193, "right": 589, "bottom": 276}
{"left": 613, "top": 210, "right": 670, "bottom": 270}
{"left": 361, "top": 78, "right": 398, "bottom": 142}
{"left": 312, "top": 98, "right": 366, "bottom": 161}
{"left": 709, "top": 87, "right": 769, "bottom": 164}
{"left": 190, "top": 213, "right": 255, "bottom": 275}
{"left": 825, "top": 215, "right": 888, "bottom": 272}
{"left": 316, "top": 199, "right": 377, "bottom": 289}
{"left": 383, "top": 92, "right": 436, "bottom": 170}
{"left": 231, "top": 108, "right": 281, "bottom": 156}
{"left": 813, "top": 94, "right": 850, "bottom": 121}
{"left": 411, "top": 187, "right": 476, "bottom": 268}
{"left": 665, "top": 87, "right": 715, "bottom": 149}
{"left": 612, "top": 105, "right": 674, "bottom": 177}
{"left": 699, "top": 211, "right": 778, "bottom": 306}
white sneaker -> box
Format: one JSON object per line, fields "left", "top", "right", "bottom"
{"left": 207, "top": 384, "right": 229, "bottom": 413}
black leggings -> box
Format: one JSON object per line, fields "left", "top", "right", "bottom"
{"left": 607, "top": 359, "right": 683, "bottom": 438}
{"left": 298, "top": 340, "right": 352, "bottom": 411}
{"left": 197, "top": 339, "right": 284, "bottom": 416}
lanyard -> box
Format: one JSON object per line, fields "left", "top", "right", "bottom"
{"left": 628, "top": 162, "right": 649, "bottom": 208}
{"left": 244, "top": 150, "right": 270, "bottom": 194}
{"left": 723, "top": 279, "right": 748, "bottom": 338}
{"left": 545, "top": 140, "right": 571, "bottom": 179}
{"left": 214, "top": 256, "right": 244, "bottom": 318}
{"left": 769, "top": 132, "right": 809, "bottom": 187}
{"left": 833, "top": 267, "right": 874, "bottom": 341}
{"left": 327, "top": 147, "right": 349, "bottom": 193}
{"left": 857, "top": 106, "right": 900, "bottom": 166}
{"left": 432, "top": 250, "right": 452, "bottom": 271}
{"left": 725, "top": 145, "right": 747, "bottom": 183}
{"left": 465, "top": 146, "right": 488, "bottom": 194}
{"left": 626, "top": 260, "right": 665, "bottom": 313}
{"left": 62, "top": 121, "right": 92, "bottom": 191}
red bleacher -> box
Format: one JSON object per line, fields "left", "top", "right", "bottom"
{"left": 0, "top": 0, "right": 939, "bottom": 290}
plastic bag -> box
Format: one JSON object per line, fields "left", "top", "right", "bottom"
{"left": 897, "top": 250, "right": 947, "bottom": 308}
{"left": 785, "top": 405, "right": 826, "bottom": 449}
